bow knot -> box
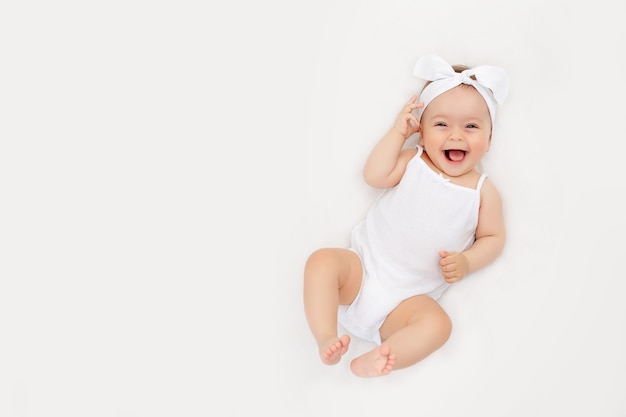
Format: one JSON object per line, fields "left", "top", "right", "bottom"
{"left": 458, "top": 70, "right": 474, "bottom": 85}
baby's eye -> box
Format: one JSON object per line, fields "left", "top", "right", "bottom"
{"left": 466, "top": 124, "right": 478, "bottom": 129}
{"left": 435, "top": 122, "right": 447, "bottom": 127}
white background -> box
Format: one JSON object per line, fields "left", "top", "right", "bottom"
{"left": 1, "top": 1, "right": 625, "bottom": 416}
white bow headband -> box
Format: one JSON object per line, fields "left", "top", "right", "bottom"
{"left": 413, "top": 54, "right": 510, "bottom": 125}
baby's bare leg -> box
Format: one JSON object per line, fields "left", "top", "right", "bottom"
{"left": 303, "top": 248, "right": 362, "bottom": 365}
{"left": 350, "top": 295, "right": 451, "bottom": 377}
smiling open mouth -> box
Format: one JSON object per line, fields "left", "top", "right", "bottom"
{"left": 444, "top": 149, "right": 467, "bottom": 162}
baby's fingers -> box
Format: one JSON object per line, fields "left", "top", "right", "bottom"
{"left": 403, "top": 96, "right": 424, "bottom": 112}
{"left": 440, "top": 261, "right": 457, "bottom": 273}
{"left": 407, "top": 113, "right": 420, "bottom": 128}
{"left": 439, "top": 252, "right": 453, "bottom": 266}
{"left": 406, "top": 102, "right": 424, "bottom": 114}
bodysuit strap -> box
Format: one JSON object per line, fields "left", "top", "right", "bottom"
{"left": 415, "top": 144, "right": 424, "bottom": 157}
{"left": 476, "top": 173, "right": 488, "bottom": 191}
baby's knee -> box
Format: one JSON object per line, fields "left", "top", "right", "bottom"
{"left": 420, "top": 304, "right": 452, "bottom": 343}
{"left": 306, "top": 248, "right": 329, "bottom": 267}
{"left": 435, "top": 310, "right": 453, "bottom": 342}
{"left": 305, "top": 248, "right": 335, "bottom": 275}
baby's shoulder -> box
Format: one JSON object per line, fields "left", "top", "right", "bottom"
{"left": 479, "top": 177, "right": 502, "bottom": 206}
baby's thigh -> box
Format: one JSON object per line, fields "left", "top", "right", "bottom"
{"left": 305, "top": 248, "right": 363, "bottom": 304}
{"left": 379, "top": 295, "right": 452, "bottom": 341}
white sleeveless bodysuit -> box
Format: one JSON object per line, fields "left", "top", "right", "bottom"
{"left": 338, "top": 145, "right": 487, "bottom": 344}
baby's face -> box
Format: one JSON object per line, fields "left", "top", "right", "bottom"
{"left": 419, "top": 85, "right": 492, "bottom": 178}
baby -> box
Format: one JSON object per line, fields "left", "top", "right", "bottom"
{"left": 303, "top": 54, "right": 510, "bottom": 377}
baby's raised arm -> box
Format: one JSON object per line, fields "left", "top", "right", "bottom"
{"left": 363, "top": 96, "right": 423, "bottom": 189}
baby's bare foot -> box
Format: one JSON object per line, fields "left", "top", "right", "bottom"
{"left": 350, "top": 343, "right": 396, "bottom": 377}
{"left": 320, "top": 334, "right": 351, "bottom": 365}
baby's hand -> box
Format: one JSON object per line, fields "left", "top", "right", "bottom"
{"left": 439, "top": 251, "right": 469, "bottom": 283}
{"left": 393, "top": 96, "right": 423, "bottom": 139}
